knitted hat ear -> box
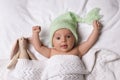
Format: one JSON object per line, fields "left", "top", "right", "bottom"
{"left": 78, "top": 8, "right": 102, "bottom": 24}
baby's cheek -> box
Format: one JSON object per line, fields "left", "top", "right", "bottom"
{"left": 53, "top": 41, "right": 59, "bottom": 47}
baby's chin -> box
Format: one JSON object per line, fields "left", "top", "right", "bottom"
{"left": 59, "top": 48, "right": 71, "bottom": 53}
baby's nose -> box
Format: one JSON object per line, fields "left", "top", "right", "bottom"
{"left": 61, "top": 37, "right": 66, "bottom": 42}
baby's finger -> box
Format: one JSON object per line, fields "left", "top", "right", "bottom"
{"left": 97, "top": 21, "right": 102, "bottom": 30}
{"left": 32, "top": 26, "right": 41, "bottom": 31}
{"left": 93, "top": 20, "right": 97, "bottom": 27}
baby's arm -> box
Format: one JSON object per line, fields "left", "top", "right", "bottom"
{"left": 31, "top": 26, "right": 51, "bottom": 58}
{"left": 78, "top": 20, "right": 101, "bottom": 56}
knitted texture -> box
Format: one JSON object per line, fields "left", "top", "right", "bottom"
{"left": 79, "top": 8, "right": 102, "bottom": 24}
{"left": 8, "top": 59, "right": 46, "bottom": 80}
{"left": 41, "top": 55, "right": 88, "bottom": 80}
{"left": 6, "top": 55, "right": 88, "bottom": 80}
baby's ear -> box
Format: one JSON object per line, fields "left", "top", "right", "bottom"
{"left": 10, "top": 39, "right": 19, "bottom": 59}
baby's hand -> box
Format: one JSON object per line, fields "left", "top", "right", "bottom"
{"left": 32, "top": 26, "right": 41, "bottom": 33}
{"left": 93, "top": 20, "right": 102, "bottom": 31}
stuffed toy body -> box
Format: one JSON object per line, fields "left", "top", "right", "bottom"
{"left": 7, "top": 37, "right": 37, "bottom": 69}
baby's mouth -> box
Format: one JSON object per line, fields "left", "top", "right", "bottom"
{"left": 60, "top": 44, "right": 68, "bottom": 49}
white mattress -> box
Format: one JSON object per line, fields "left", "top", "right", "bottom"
{"left": 0, "top": 0, "right": 120, "bottom": 60}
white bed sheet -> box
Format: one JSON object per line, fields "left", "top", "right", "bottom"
{"left": 0, "top": 0, "right": 120, "bottom": 59}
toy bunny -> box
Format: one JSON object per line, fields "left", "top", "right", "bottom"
{"left": 7, "top": 37, "right": 37, "bottom": 69}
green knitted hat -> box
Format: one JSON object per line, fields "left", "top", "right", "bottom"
{"left": 50, "top": 8, "right": 102, "bottom": 47}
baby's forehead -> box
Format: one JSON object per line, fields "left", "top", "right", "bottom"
{"left": 54, "top": 28, "right": 73, "bottom": 35}
{"left": 56, "top": 28, "right": 72, "bottom": 33}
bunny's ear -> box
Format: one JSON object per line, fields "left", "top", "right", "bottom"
{"left": 10, "top": 39, "right": 19, "bottom": 59}
{"left": 7, "top": 52, "right": 20, "bottom": 69}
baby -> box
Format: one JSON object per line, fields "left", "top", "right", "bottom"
{"left": 30, "top": 12, "right": 101, "bottom": 79}
{"left": 31, "top": 13, "right": 101, "bottom": 58}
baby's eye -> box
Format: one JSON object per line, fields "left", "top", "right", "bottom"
{"left": 56, "top": 37, "right": 60, "bottom": 40}
{"left": 67, "top": 35, "right": 71, "bottom": 38}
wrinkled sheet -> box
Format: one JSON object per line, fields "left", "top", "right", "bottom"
{"left": 82, "top": 49, "right": 120, "bottom": 80}
{"left": 0, "top": 0, "right": 120, "bottom": 80}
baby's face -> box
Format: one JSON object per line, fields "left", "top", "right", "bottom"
{"left": 52, "top": 28, "right": 75, "bottom": 52}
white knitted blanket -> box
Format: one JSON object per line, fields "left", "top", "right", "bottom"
{"left": 6, "top": 59, "right": 46, "bottom": 80}
{"left": 41, "top": 55, "right": 88, "bottom": 80}
{"left": 2, "top": 55, "right": 88, "bottom": 80}
{"left": 0, "top": 49, "right": 120, "bottom": 80}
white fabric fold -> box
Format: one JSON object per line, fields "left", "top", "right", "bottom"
{"left": 82, "top": 48, "right": 100, "bottom": 72}
{"left": 82, "top": 48, "right": 120, "bottom": 72}
{"left": 82, "top": 48, "right": 120, "bottom": 80}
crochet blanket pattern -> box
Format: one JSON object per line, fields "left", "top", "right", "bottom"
{"left": 41, "top": 55, "right": 88, "bottom": 80}
{"left": 6, "top": 55, "right": 88, "bottom": 80}
{"left": 0, "top": 49, "right": 120, "bottom": 80}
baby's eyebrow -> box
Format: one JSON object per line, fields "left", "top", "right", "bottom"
{"left": 67, "top": 33, "right": 73, "bottom": 35}
{"left": 54, "top": 33, "right": 61, "bottom": 37}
